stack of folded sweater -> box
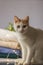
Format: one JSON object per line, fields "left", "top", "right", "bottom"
{"left": 0, "top": 29, "right": 21, "bottom": 59}
{"left": 0, "top": 29, "right": 21, "bottom": 50}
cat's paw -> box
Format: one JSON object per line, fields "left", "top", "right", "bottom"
{"left": 18, "top": 60, "right": 24, "bottom": 65}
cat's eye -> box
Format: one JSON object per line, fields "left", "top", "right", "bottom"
{"left": 23, "top": 25, "right": 26, "bottom": 28}
{"left": 17, "top": 25, "right": 20, "bottom": 28}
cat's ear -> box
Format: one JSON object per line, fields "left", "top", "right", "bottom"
{"left": 14, "top": 16, "right": 19, "bottom": 23}
{"left": 23, "top": 16, "right": 29, "bottom": 22}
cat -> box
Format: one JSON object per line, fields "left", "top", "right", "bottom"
{"left": 14, "top": 16, "right": 43, "bottom": 65}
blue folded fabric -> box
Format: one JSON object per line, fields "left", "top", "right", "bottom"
{"left": 0, "top": 46, "right": 22, "bottom": 59}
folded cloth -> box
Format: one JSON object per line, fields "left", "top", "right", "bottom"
{"left": 0, "top": 40, "right": 21, "bottom": 50}
{"left": 0, "top": 29, "right": 17, "bottom": 42}
{"left": 0, "top": 29, "right": 21, "bottom": 49}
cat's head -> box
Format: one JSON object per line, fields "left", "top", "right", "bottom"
{"left": 14, "top": 16, "right": 29, "bottom": 34}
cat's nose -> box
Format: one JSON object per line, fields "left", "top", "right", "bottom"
{"left": 18, "top": 28, "right": 24, "bottom": 33}
{"left": 20, "top": 29, "right": 24, "bottom": 33}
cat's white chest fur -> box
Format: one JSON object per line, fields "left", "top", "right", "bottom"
{"left": 17, "top": 33, "right": 34, "bottom": 64}
{"left": 17, "top": 33, "right": 32, "bottom": 47}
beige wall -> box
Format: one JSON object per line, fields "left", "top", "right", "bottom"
{"left": 0, "top": 0, "right": 43, "bottom": 29}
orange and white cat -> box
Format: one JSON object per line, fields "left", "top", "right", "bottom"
{"left": 14, "top": 16, "right": 43, "bottom": 65}
{"left": 0, "top": 16, "right": 43, "bottom": 65}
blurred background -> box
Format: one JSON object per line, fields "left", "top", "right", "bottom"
{"left": 0, "top": 0, "right": 43, "bottom": 29}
